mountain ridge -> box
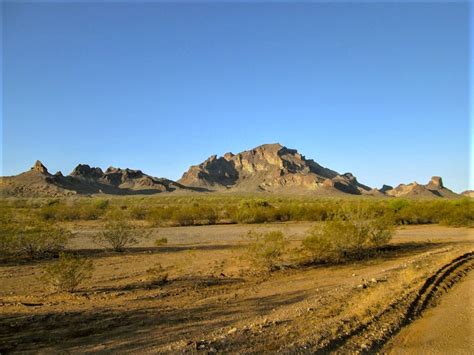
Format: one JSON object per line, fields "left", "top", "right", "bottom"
{"left": 0, "top": 143, "right": 462, "bottom": 198}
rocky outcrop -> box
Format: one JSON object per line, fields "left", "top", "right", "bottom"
{"left": 179, "top": 143, "right": 370, "bottom": 195}
{"left": 31, "top": 160, "right": 49, "bottom": 174}
{"left": 386, "top": 177, "right": 459, "bottom": 198}
{"left": 379, "top": 184, "right": 394, "bottom": 193}
{"left": 70, "top": 164, "right": 104, "bottom": 179}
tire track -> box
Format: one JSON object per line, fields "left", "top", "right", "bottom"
{"left": 313, "top": 251, "right": 474, "bottom": 354}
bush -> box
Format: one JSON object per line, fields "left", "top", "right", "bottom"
{"left": 234, "top": 199, "right": 277, "bottom": 224}
{"left": 145, "top": 263, "right": 169, "bottom": 285}
{"left": 154, "top": 237, "right": 168, "bottom": 247}
{"left": 245, "top": 230, "right": 288, "bottom": 272}
{"left": 0, "top": 222, "right": 71, "bottom": 259}
{"left": 93, "top": 221, "right": 140, "bottom": 252}
{"left": 439, "top": 199, "right": 474, "bottom": 227}
{"left": 41, "top": 253, "right": 94, "bottom": 292}
{"left": 302, "top": 206, "right": 394, "bottom": 263}
{"left": 16, "top": 225, "right": 70, "bottom": 258}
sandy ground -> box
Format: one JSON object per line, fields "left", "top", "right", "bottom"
{"left": 384, "top": 271, "right": 474, "bottom": 354}
{"left": 0, "top": 223, "right": 472, "bottom": 353}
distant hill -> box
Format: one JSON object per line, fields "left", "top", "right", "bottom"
{"left": 0, "top": 144, "right": 462, "bottom": 198}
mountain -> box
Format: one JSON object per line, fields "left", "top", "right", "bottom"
{"left": 1, "top": 144, "right": 461, "bottom": 198}
{"left": 178, "top": 143, "right": 371, "bottom": 195}
{"left": 0, "top": 161, "right": 188, "bottom": 197}
{"left": 383, "top": 176, "right": 459, "bottom": 198}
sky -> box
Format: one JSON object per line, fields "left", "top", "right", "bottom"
{"left": 1, "top": 0, "right": 471, "bottom": 192}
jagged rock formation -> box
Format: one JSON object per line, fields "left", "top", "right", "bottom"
{"left": 385, "top": 176, "right": 459, "bottom": 198}
{"left": 178, "top": 143, "right": 371, "bottom": 195}
{"left": 0, "top": 161, "right": 188, "bottom": 197}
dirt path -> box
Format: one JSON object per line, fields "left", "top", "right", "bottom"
{"left": 383, "top": 271, "right": 474, "bottom": 354}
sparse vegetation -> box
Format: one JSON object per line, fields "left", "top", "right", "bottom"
{"left": 154, "top": 237, "right": 168, "bottom": 247}
{"left": 302, "top": 206, "right": 394, "bottom": 263}
{"left": 244, "top": 230, "right": 289, "bottom": 272}
{"left": 92, "top": 220, "right": 142, "bottom": 252}
{"left": 145, "top": 263, "right": 169, "bottom": 285}
{"left": 40, "top": 252, "right": 94, "bottom": 292}
{"left": 0, "top": 220, "right": 70, "bottom": 259}
{"left": 2, "top": 196, "right": 472, "bottom": 228}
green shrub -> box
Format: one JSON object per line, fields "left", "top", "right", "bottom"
{"left": 234, "top": 199, "right": 276, "bottom": 224}
{"left": 15, "top": 225, "right": 70, "bottom": 258}
{"left": 439, "top": 199, "right": 474, "bottom": 227}
{"left": 0, "top": 221, "right": 71, "bottom": 259}
{"left": 154, "top": 237, "right": 168, "bottom": 247}
{"left": 93, "top": 221, "right": 139, "bottom": 252}
{"left": 41, "top": 253, "right": 94, "bottom": 292}
{"left": 302, "top": 206, "right": 394, "bottom": 263}
{"left": 245, "top": 230, "right": 288, "bottom": 271}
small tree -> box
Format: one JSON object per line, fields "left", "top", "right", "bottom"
{"left": 41, "top": 253, "right": 94, "bottom": 293}
{"left": 93, "top": 221, "right": 140, "bottom": 252}
{"left": 245, "top": 230, "right": 288, "bottom": 272}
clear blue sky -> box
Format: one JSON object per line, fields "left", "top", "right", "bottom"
{"left": 2, "top": 1, "right": 471, "bottom": 192}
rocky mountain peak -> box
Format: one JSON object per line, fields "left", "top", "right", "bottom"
{"left": 428, "top": 176, "right": 444, "bottom": 189}
{"left": 70, "top": 164, "right": 104, "bottom": 179}
{"left": 31, "top": 160, "right": 49, "bottom": 174}
{"left": 178, "top": 143, "right": 369, "bottom": 194}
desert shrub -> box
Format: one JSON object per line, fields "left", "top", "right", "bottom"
{"left": 130, "top": 205, "right": 149, "bottom": 220}
{"left": 154, "top": 237, "right": 168, "bottom": 247}
{"left": 245, "top": 230, "right": 288, "bottom": 272}
{"left": 439, "top": 199, "right": 474, "bottom": 227}
{"left": 38, "top": 199, "right": 109, "bottom": 221}
{"left": 145, "top": 263, "right": 169, "bottom": 285}
{"left": 146, "top": 206, "right": 175, "bottom": 226}
{"left": 93, "top": 221, "right": 140, "bottom": 252}
{"left": 302, "top": 206, "right": 394, "bottom": 263}
{"left": 41, "top": 253, "right": 94, "bottom": 292}
{"left": 0, "top": 221, "right": 71, "bottom": 259}
{"left": 15, "top": 225, "right": 70, "bottom": 258}
{"left": 234, "top": 199, "right": 277, "bottom": 224}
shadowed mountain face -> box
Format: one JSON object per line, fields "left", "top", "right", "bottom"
{"left": 0, "top": 162, "right": 188, "bottom": 197}
{"left": 178, "top": 143, "right": 371, "bottom": 195}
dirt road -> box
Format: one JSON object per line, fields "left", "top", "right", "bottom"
{"left": 384, "top": 271, "right": 474, "bottom": 354}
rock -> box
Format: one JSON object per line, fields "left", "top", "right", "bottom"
{"left": 227, "top": 327, "right": 237, "bottom": 335}
{"left": 379, "top": 184, "right": 393, "bottom": 193}
{"left": 428, "top": 176, "right": 443, "bottom": 188}
{"left": 31, "top": 160, "right": 48, "bottom": 174}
